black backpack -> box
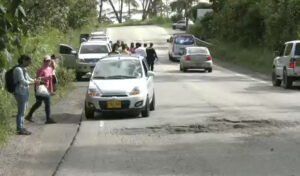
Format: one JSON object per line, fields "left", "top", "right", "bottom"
{"left": 5, "top": 65, "right": 19, "bottom": 93}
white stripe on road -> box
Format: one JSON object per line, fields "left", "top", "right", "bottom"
{"left": 99, "top": 121, "right": 104, "bottom": 128}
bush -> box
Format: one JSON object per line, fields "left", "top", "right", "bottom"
{"left": 56, "top": 67, "right": 75, "bottom": 88}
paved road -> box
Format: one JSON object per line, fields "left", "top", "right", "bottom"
{"left": 56, "top": 26, "right": 300, "bottom": 176}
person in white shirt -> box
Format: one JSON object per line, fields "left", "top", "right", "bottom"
{"left": 134, "top": 43, "right": 147, "bottom": 58}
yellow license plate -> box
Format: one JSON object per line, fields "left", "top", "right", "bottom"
{"left": 107, "top": 100, "right": 121, "bottom": 108}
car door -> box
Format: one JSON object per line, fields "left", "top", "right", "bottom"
{"left": 278, "top": 43, "right": 293, "bottom": 76}
{"left": 58, "top": 44, "right": 77, "bottom": 69}
{"left": 142, "top": 59, "right": 154, "bottom": 101}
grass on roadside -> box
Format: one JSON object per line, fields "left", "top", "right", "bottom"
{"left": 0, "top": 21, "right": 99, "bottom": 146}
{"left": 206, "top": 40, "right": 274, "bottom": 74}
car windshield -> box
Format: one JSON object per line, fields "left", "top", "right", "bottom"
{"left": 174, "top": 36, "right": 194, "bottom": 45}
{"left": 189, "top": 48, "right": 208, "bottom": 55}
{"left": 93, "top": 59, "right": 142, "bottom": 79}
{"left": 80, "top": 45, "right": 108, "bottom": 54}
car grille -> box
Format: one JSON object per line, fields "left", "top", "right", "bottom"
{"left": 83, "top": 58, "right": 99, "bottom": 63}
{"left": 101, "top": 94, "right": 128, "bottom": 97}
{"left": 99, "top": 100, "right": 130, "bottom": 109}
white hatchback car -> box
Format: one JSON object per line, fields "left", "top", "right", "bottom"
{"left": 179, "top": 46, "right": 213, "bottom": 72}
{"left": 85, "top": 55, "right": 155, "bottom": 119}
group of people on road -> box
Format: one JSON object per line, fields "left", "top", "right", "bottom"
{"left": 110, "top": 40, "right": 158, "bottom": 71}
{"left": 12, "top": 54, "right": 59, "bottom": 135}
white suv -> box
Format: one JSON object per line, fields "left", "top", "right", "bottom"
{"left": 272, "top": 40, "right": 300, "bottom": 88}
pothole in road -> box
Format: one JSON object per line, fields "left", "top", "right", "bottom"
{"left": 116, "top": 119, "right": 298, "bottom": 135}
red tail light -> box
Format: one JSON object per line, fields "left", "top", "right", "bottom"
{"left": 207, "top": 56, "right": 212, "bottom": 60}
{"left": 185, "top": 56, "right": 191, "bottom": 61}
{"left": 290, "top": 58, "right": 296, "bottom": 68}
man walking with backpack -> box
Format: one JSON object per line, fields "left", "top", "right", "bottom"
{"left": 7, "top": 55, "right": 39, "bottom": 135}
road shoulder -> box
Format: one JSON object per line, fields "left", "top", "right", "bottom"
{"left": 0, "top": 82, "right": 86, "bottom": 176}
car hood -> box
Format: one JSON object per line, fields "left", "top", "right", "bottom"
{"left": 90, "top": 78, "right": 145, "bottom": 95}
{"left": 78, "top": 53, "right": 108, "bottom": 59}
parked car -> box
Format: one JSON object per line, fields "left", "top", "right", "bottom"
{"left": 88, "top": 35, "right": 113, "bottom": 47}
{"left": 172, "top": 20, "right": 194, "bottom": 30}
{"left": 179, "top": 46, "right": 213, "bottom": 72}
{"left": 85, "top": 55, "right": 155, "bottom": 119}
{"left": 167, "top": 33, "right": 196, "bottom": 61}
{"left": 59, "top": 40, "right": 111, "bottom": 80}
{"left": 272, "top": 40, "right": 300, "bottom": 88}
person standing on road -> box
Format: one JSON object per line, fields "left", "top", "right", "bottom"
{"left": 121, "top": 44, "right": 130, "bottom": 54}
{"left": 146, "top": 43, "right": 158, "bottom": 71}
{"left": 26, "top": 55, "right": 56, "bottom": 124}
{"left": 129, "top": 42, "right": 135, "bottom": 54}
{"left": 135, "top": 43, "right": 147, "bottom": 58}
{"left": 13, "top": 55, "right": 39, "bottom": 135}
{"left": 109, "top": 43, "right": 120, "bottom": 54}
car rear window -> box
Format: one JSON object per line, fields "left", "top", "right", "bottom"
{"left": 295, "top": 43, "right": 300, "bottom": 56}
{"left": 174, "top": 36, "right": 194, "bottom": 45}
{"left": 80, "top": 45, "right": 108, "bottom": 54}
{"left": 189, "top": 48, "right": 208, "bottom": 55}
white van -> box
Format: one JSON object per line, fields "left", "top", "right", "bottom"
{"left": 167, "top": 34, "right": 196, "bottom": 61}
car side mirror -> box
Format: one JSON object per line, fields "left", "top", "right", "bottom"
{"left": 148, "top": 71, "right": 155, "bottom": 77}
{"left": 71, "top": 50, "right": 77, "bottom": 55}
{"left": 85, "top": 72, "right": 92, "bottom": 79}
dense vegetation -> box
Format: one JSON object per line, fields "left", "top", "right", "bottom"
{"left": 190, "top": 0, "right": 300, "bottom": 73}
{"left": 0, "top": 0, "right": 98, "bottom": 145}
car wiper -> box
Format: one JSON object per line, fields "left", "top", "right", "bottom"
{"left": 93, "top": 76, "right": 107, "bottom": 79}
{"left": 107, "top": 75, "right": 137, "bottom": 79}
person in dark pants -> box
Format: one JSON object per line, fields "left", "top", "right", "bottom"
{"left": 26, "top": 55, "right": 56, "bottom": 124}
{"left": 146, "top": 43, "right": 158, "bottom": 71}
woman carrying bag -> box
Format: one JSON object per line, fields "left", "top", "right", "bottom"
{"left": 26, "top": 55, "right": 56, "bottom": 124}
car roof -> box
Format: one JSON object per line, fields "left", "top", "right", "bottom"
{"left": 186, "top": 46, "right": 208, "bottom": 50}
{"left": 172, "top": 33, "right": 194, "bottom": 37}
{"left": 285, "top": 40, "right": 300, "bottom": 44}
{"left": 81, "top": 41, "right": 109, "bottom": 45}
{"left": 100, "top": 54, "right": 143, "bottom": 61}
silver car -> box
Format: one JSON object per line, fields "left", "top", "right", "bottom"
{"left": 179, "top": 47, "right": 213, "bottom": 72}
{"left": 272, "top": 40, "right": 300, "bottom": 88}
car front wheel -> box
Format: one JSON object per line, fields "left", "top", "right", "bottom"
{"left": 150, "top": 93, "right": 155, "bottom": 111}
{"left": 85, "top": 103, "right": 94, "bottom": 119}
{"left": 141, "top": 97, "right": 150, "bottom": 117}
{"left": 272, "top": 68, "right": 281, "bottom": 86}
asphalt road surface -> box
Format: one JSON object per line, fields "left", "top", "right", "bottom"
{"left": 56, "top": 26, "right": 300, "bottom": 176}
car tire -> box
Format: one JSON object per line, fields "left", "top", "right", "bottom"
{"left": 183, "top": 67, "right": 187, "bottom": 72}
{"left": 207, "top": 68, "right": 212, "bottom": 73}
{"left": 282, "top": 69, "right": 293, "bottom": 89}
{"left": 85, "top": 103, "right": 94, "bottom": 119}
{"left": 141, "top": 97, "right": 150, "bottom": 117}
{"left": 180, "top": 64, "right": 183, "bottom": 71}
{"left": 150, "top": 93, "right": 155, "bottom": 111}
{"left": 169, "top": 54, "right": 173, "bottom": 61}
{"left": 76, "top": 72, "right": 83, "bottom": 81}
{"left": 272, "top": 68, "right": 281, "bottom": 87}
{"left": 172, "top": 26, "right": 176, "bottom": 30}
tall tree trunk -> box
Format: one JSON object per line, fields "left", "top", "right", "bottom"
{"left": 128, "top": 2, "right": 131, "bottom": 18}
{"left": 108, "top": 0, "right": 121, "bottom": 23}
{"left": 120, "top": 0, "right": 124, "bottom": 23}
{"left": 99, "top": 0, "right": 103, "bottom": 21}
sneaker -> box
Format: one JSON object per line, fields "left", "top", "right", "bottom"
{"left": 25, "top": 115, "right": 34, "bottom": 122}
{"left": 17, "top": 129, "right": 32, "bottom": 135}
{"left": 45, "top": 118, "right": 56, "bottom": 124}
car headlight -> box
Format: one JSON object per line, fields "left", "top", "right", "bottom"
{"left": 77, "top": 58, "right": 85, "bottom": 63}
{"left": 130, "top": 87, "right": 140, "bottom": 95}
{"left": 88, "top": 88, "right": 100, "bottom": 97}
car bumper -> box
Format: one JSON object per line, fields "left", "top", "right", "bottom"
{"left": 85, "top": 94, "right": 146, "bottom": 113}
{"left": 181, "top": 61, "right": 213, "bottom": 69}
{"left": 287, "top": 68, "right": 300, "bottom": 77}
{"left": 76, "top": 63, "right": 96, "bottom": 73}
